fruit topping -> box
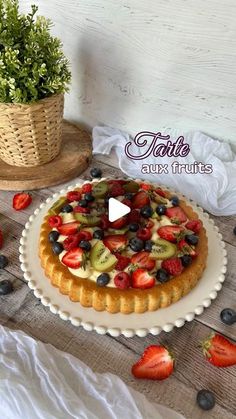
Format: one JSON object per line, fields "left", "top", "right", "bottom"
{"left": 201, "top": 333, "right": 236, "bottom": 367}
{"left": 170, "top": 196, "right": 179, "bottom": 206}
{"left": 185, "top": 219, "right": 202, "bottom": 233}
{"left": 220, "top": 308, "right": 236, "bottom": 325}
{"left": 61, "top": 204, "right": 73, "bottom": 213}
{"left": 181, "top": 254, "right": 192, "bottom": 267}
{"left": 74, "top": 213, "right": 100, "bottom": 226}
{"left": 100, "top": 214, "right": 110, "bottom": 229}
{"left": 114, "top": 272, "right": 131, "bottom": 289}
{"left": 128, "top": 209, "right": 140, "bottom": 224}
{"left": 82, "top": 183, "right": 92, "bottom": 193}
{"left": 140, "top": 182, "right": 152, "bottom": 191}
{"left": 48, "top": 197, "right": 67, "bottom": 215}
{"left": 13, "top": 192, "right": 32, "bottom": 211}
{"left": 144, "top": 240, "right": 153, "bottom": 252}
{"left": 63, "top": 234, "right": 80, "bottom": 251}
{"left": 109, "top": 183, "right": 125, "bottom": 197}
{"left": 79, "top": 240, "right": 91, "bottom": 251}
{"left": 62, "top": 247, "right": 84, "bottom": 269}
{"left": 0, "top": 255, "right": 9, "bottom": 269}
{"left": 137, "top": 227, "right": 152, "bottom": 241}
{"left": 156, "top": 204, "right": 166, "bottom": 216}
{"left": 124, "top": 192, "right": 134, "bottom": 200}
{"left": 132, "top": 191, "right": 150, "bottom": 209}
{"left": 0, "top": 230, "right": 3, "bottom": 249}
{"left": 92, "top": 181, "right": 108, "bottom": 198}
{"left": 140, "top": 205, "right": 153, "bottom": 218}
{"left": 178, "top": 239, "right": 197, "bottom": 257}
{"left": 52, "top": 242, "right": 64, "bottom": 255}
{"left": 132, "top": 345, "right": 174, "bottom": 380}
{"left": 48, "top": 215, "right": 63, "bottom": 228}
{"left": 0, "top": 279, "right": 14, "bottom": 295}
{"left": 161, "top": 257, "right": 183, "bottom": 276}
{"left": 48, "top": 231, "right": 60, "bottom": 243}
{"left": 110, "top": 216, "right": 128, "bottom": 230}
{"left": 123, "top": 180, "right": 140, "bottom": 193}
{"left": 129, "top": 237, "right": 144, "bottom": 252}
{"left": 67, "top": 190, "right": 82, "bottom": 202}
{"left": 150, "top": 239, "right": 177, "bottom": 260}
{"left": 155, "top": 188, "right": 166, "bottom": 198}
{"left": 197, "top": 390, "right": 215, "bottom": 411}
{"left": 74, "top": 206, "right": 90, "bottom": 214}
{"left": 97, "top": 273, "right": 110, "bottom": 286}
{"left": 115, "top": 254, "right": 131, "bottom": 271}
{"left": 93, "top": 229, "right": 104, "bottom": 240}
{"left": 152, "top": 191, "right": 167, "bottom": 205}
{"left": 57, "top": 221, "right": 80, "bottom": 236}
{"left": 165, "top": 206, "right": 187, "bottom": 224}
{"left": 78, "top": 230, "right": 93, "bottom": 241}
{"left": 131, "top": 251, "right": 155, "bottom": 271}
{"left": 157, "top": 225, "right": 185, "bottom": 242}
{"left": 129, "top": 223, "right": 140, "bottom": 232}
{"left": 90, "top": 241, "right": 117, "bottom": 272}
{"left": 78, "top": 199, "right": 88, "bottom": 208}
{"left": 156, "top": 268, "right": 170, "bottom": 283}
{"left": 185, "top": 234, "right": 199, "bottom": 245}
{"left": 103, "top": 235, "right": 127, "bottom": 252}
{"left": 131, "top": 269, "right": 155, "bottom": 289}
{"left": 90, "top": 167, "right": 102, "bottom": 178}
{"left": 84, "top": 193, "right": 95, "bottom": 202}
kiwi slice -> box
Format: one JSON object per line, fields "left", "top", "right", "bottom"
{"left": 108, "top": 227, "right": 129, "bottom": 235}
{"left": 150, "top": 202, "right": 161, "bottom": 220}
{"left": 123, "top": 181, "right": 140, "bottom": 193}
{"left": 152, "top": 192, "right": 167, "bottom": 205}
{"left": 150, "top": 239, "right": 177, "bottom": 260}
{"left": 49, "top": 197, "right": 67, "bottom": 215}
{"left": 90, "top": 241, "right": 117, "bottom": 272}
{"left": 93, "top": 181, "right": 108, "bottom": 198}
{"left": 74, "top": 213, "right": 100, "bottom": 226}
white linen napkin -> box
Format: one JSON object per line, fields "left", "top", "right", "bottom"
{"left": 0, "top": 325, "right": 184, "bottom": 419}
{"left": 92, "top": 126, "right": 236, "bottom": 216}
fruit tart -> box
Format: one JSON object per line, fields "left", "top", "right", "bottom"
{"left": 39, "top": 179, "right": 208, "bottom": 314}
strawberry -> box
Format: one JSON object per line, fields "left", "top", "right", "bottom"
{"left": 100, "top": 214, "right": 110, "bottom": 229}
{"left": 121, "top": 198, "right": 132, "bottom": 208}
{"left": 145, "top": 220, "right": 154, "bottom": 229}
{"left": 109, "top": 183, "right": 125, "bottom": 197}
{"left": 57, "top": 221, "right": 80, "bottom": 236}
{"left": 103, "top": 235, "right": 127, "bottom": 252}
{"left": 0, "top": 229, "right": 3, "bottom": 249}
{"left": 67, "top": 190, "right": 81, "bottom": 202}
{"left": 48, "top": 215, "right": 62, "bottom": 228}
{"left": 131, "top": 269, "right": 155, "bottom": 289}
{"left": 131, "top": 251, "right": 156, "bottom": 271}
{"left": 62, "top": 248, "right": 84, "bottom": 269}
{"left": 165, "top": 206, "right": 187, "bottom": 224}
{"left": 77, "top": 230, "right": 92, "bottom": 241}
{"left": 202, "top": 333, "right": 236, "bottom": 368}
{"left": 115, "top": 254, "right": 131, "bottom": 271}
{"left": 185, "top": 219, "right": 202, "bottom": 234}
{"left": 161, "top": 258, "right": 183, "bottom": 276}
{"left": 128, "top": 209, "right": 140, "bottom": 224}
{"left": 137, "top": 227, "right": 152, "bottom": 241}
{"left": 178, "top": 239, "right": 197, "bottom": 257}
{"left": 108, "top": 179, "right": 127, "bottom": 185}
{"left": 158, "top": 225, "right": 185, "bottom": 242}
{"left": 13, "top": 192, "right": 32, "bottom": 211}
{"left": 110, "top": 216, "right": 128, "bottom": 229}
{"left": 82, "top": 183, "right": 92, "bottom": 193}
{"left": 63, "top": 234, "right": 80, "bottom": 250}
{"left": 74, "top": 206, "right": 90, "bottom": 214}
{"left": 132, "top": 191, "right": 150, "bottom": 209}
{"left": 132, "top": 345, "right": 174, "bottom": 380}
{"left": 155, "top": 188, "right": 166, "bottom": 198}
{"left": 114, "top": 272, "right": 131, "bottom": 289}
{"left": 140, "top": 183, "right": 152, "bottom": 191}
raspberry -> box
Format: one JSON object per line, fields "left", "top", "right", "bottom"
{"left": 128, "top": 209, "right": 140, "bottom": 224}
{"left": 73, "top": 206, "right": 90, "bottom": 214}
{"left": 110, "top": 184, "right": 125, "bottom": 197}
{"left": 67, "top": 191, "right": 82, "bottom": 202}
{"left": 114, "top": 272, "right": 131, "bottom": 289}
{"left": 140, "top": 183, "right": 152, "bottom": 191}
{"left": 48, "top": 215, "right": 62, "bottom": 228}
{"left": 82, "top": 183, "right": 92, "bottom": 193}
{"left": 185, "top": 220, "right": 202, "bottom": 234}
{"left": 161, "top": 258, "right": 183, "bottom": 276}
{"left": 78, "top": 230, "right": 92, "bottom": 241}
{"left": 137, "top": 227, "right": 152, "bottom": 241}
{"left": 63, "top": 234, "right": 80, "bottom": 250}
{"left": 115, "top": 254, "right": 130, "bottom": 271}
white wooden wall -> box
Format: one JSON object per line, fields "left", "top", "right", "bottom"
{"left": 20, "top": 0, "right": 236, "bottom": 149}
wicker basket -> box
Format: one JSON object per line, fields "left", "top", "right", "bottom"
{"left": 0, "top": 94, "right": 64, "bottom": 167}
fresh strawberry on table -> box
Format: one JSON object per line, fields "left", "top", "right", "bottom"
{"left": 158, "top": 225, "right": 185, "bottom": 242}
{"left": 62, "top": 248, "right": 84, "bottom": 269}
{"left": 103, "top": 235, "right": 127, "bottom": 252}
{"left": 13, "top": 192, "right": 32, "bottom": 211}
{"left": 202, "top": 333, "right": 236, "bottom": 368}
{"left": 132, "top": 345, "right": 174, "bottom": 380}
{"left": 131, "top": 251, "right": 155, "bottom": 271}
{"left": 57, "top": 221, "right": 80, "bottom": 236}
{"left": 131, "top": 268, "right": 155, "bottom": 289}
{"left": 185, "top": 219, "right": 202, "bottom": 233}
{"left": 165, "top": 206, "right": 187, "bottom": 224}
{"left": 132, "top": 191, "right": 150, "bottom": 209}
{"left": 161, "top": 257, "right": 183, "bottom": 276}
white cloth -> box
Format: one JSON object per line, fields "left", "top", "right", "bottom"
{"left": 0, "top": 325, "right": 184, "bottom": 419}
{"left": 92, "top": 126, "right": 236, "bottom": 216}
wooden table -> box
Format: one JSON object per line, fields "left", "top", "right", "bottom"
{"left": 0, "top": 155, "right": 236, "bottom": 419}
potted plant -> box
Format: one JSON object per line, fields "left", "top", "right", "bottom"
{"left": 0, "top": 0, "right": 71, "bottom": 167}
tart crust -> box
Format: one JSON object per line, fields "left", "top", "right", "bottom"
{"left": 39, "top": 187, "right": 208, "bottom": 314}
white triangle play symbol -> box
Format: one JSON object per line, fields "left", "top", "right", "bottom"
{"left": 108, "top": 197, "right": 131, "bottom": 222}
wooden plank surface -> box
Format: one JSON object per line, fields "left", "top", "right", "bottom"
{"left": 0, "top": 157, "right": 236, "bottom": 419}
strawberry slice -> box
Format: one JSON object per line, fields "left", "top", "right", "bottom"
{"left": 145, "top": 220, "right": 154, "bottom": 229}
{"left": 110, "top": 216, "right": 128, "bottom": 229}
{"left": 103, "top": 235, "right": 127, "bottom": 252}
{"left": 131, "top": 268, "right": 155, "bottom": 289}
{"left": 165, "top": 206, "right": 187, "bottom": 224}
{"left": 62, "top": 248, "right": 84, "bottom": 269}
{"left": 0, "top": 229, "right": 3, "bottom": 249}
{"left": 67, "top": 190, "right": 81, "bottom": 202}
{"left": 158, "top": 225, "right": 185, "bottom": 242}
{"left": 115, "top": 254, "right": 131, "bottom": 271}
{"left": 13, "top": 193, "right": 32, "bottom": 211}
{"left": 109, "top": 183, "right": 125, "bottom": 197}
{"left": 161, "top": 257, "right": 183, "bottom": 276}
{"left": 74, "top": 206, "right": 90, "bottom": 214}
{"left": 132, "top": 345, "right": 174, "bottom": 380}
{"left": 155, "top": 188, "right": 166, "bottom": 198}
{"left": 137, "top": 227, "right": 152, "bottom": 241}
{"left": 185, "top": 219, "right": 202, "bottom": 233}
{"left": 57, "top": 221, "right": 80, "bottom": 236}
{"left": 178, "top": 239, "right": 197, "bottom": 257}
{"left": 131, "top": 251, "right": 155, "bottom": 271}
{"left": 140, "top": 183, "right": 152, "bottom": 191}
{"left": 132, "top": 191, "right": 150, "bottom": 209}
{"left": 202, "top": 333, "right": 236, "bottom": 368}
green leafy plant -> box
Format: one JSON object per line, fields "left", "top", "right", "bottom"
{"left": 0, "top": 0, "right": 71, "bottom": 103}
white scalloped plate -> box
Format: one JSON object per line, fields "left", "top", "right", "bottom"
{"left": 19, "top": 179, "right": 227, "bottom": 338}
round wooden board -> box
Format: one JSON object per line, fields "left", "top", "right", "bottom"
{"left": 0, "top": 120, "right": 92, "bottom": 191}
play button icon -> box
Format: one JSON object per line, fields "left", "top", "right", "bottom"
{"left": 108, "top": 198, "right": 131, "bottom": 222}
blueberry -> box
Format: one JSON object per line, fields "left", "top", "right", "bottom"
{"left": 97, "top": 273, "right": 110, "bottom": 287}
{"left": 0, "top": 279, "right": 13, "bottom": 295}
{"left": 140, "top": 205, "right": 153, "bottom": 218}
{"left": 79, "top": 240, "right": 91, "bottom": 251}
{"left": 129, "top": 223, "right": 139, "bottom": 232}
{"left": 197, "top": 390, "right": 215, "bottom": 411}
{"left": 233, "top": 226, "right": 236, "bottom": 235}
{"left": 170, "top": 196, "right": 179, "bottom": 206}
{"left": 0, "top": 255, "right": 9, "bottom": 269}
{"left": 186, "top": 234, "right": 199, "bottom": 245}
{"left": 78, "top": 199, "right": 88, "bottom": 208}
{"left": 61, "top": 204, "right": 73, "bottom": 213}
{"left": 84, "top": 193, "right": 95, "bottom": 202}
{"left": 93, "top": 229, "right": 104, "bottom": 239}
{"left": 129, "top": 237, "right": 144, "bottom": 252}
{"left": 124, "top": 193, "right": 134, "bottom": 200}
{"left": 181, "top": 254, "right": 192, "bottom": 267}
{"left": 144, "top": 240, "right": 153, "bottom": 252}
{"left": 48, "top": 231, "right": 60, "bottom": 243}
{"left": 156, "top": 269, "right": 170, "bottom": 283}
{"left": 52, "top": 242, "right": 64, "bottom": 255}
{"left": 156, "top": 205, "right": 166, "bottom": 216}
{"left": 90, "top": 168, "right": 102, "bottom": 178}
{"left": 220, "top": 308, "right": 236, "bottom": 325}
